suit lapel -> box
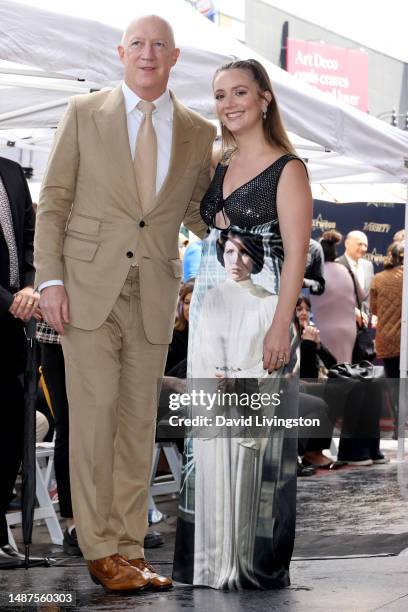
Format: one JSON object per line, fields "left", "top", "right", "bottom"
{"left": 92, "top": 86, "right": 142, "bottom": 217}
{"left": 149, "top": 93, "right": 195, "bottom": 214}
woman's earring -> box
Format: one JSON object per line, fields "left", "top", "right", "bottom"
{"left": 262, "top": 108, "right": 267, "bottom": 120}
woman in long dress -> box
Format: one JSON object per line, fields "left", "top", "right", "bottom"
{"left": 173, "top": 59, "right": 312, "bottom": 590}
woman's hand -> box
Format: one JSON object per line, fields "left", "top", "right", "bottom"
{"left": 263, "top": 321, "right": 291, "bottom": 373}
{"left": 302, "top": 325, "right": 320, "bottom": 344}
{"left": 33, "top": 305, "right": 43, "bottom": 321}
{"left": 9, "top": 286, "right": 40, "bottom": 322}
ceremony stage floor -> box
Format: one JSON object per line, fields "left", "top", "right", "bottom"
{"left": 1, "top": 440, "right": 408, "bottom": 611}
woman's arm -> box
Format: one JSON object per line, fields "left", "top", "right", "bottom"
{"left": 263, "top": 159, "right": 313, "bottom": 372}
{"left": 0, "top": 283, "right": 13, "bottom": 315}
{"left": 316, "top": 343, "right": 337, "bottom": 370}
{"left": 300, "top": 340, "right": 319, "bottom": 378}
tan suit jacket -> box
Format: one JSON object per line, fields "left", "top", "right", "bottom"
{"left": 34, "top": 85, "right": 216, "bottom": 343}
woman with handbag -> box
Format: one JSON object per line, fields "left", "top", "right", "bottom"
{"left": 298, "top": 296, "right": 388, "bottom": 466}
{"left": 310, "top": 230, "right": 365, "bottom": 363}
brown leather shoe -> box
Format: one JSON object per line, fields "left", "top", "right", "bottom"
{"left": 128, "top": 558, "right": 173, "bottom": 591}
{"left": 88, "top": 553, "right": 150, "bottom": 592}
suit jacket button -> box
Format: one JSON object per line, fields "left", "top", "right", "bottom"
{"left": 139, "top": 220, "right": 145, "bottom": 228}
{"left": 126, "top": 251, "right": 134, "bottom": 258}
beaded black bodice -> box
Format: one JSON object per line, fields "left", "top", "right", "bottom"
{"left": 201, "top": 153, "right": 300, "bottom": 230}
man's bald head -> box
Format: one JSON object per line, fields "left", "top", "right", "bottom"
{"left": 121, "top": 15, "right": 176, "bottom": 48}
{"left": 345, "top": 230, "right": 368, "bottom": 261}
{"left": 118, "top": 14, "right": 180, "bottom": 101}
{"left": 346, "top": 230, "right": 368, "bottom": 243}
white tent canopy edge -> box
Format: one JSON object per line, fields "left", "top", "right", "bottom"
{"left": 0, "top": 0, "right": 408, "bottom": 181}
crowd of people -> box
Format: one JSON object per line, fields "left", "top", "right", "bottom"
{"left": 165, "top": 224, "right": 404, "bottom": 479}
{"left": 0, "top": 11, "right": 405, "bottom": 596}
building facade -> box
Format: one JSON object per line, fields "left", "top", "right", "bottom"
{"left": 246, "top": 1, "right": 407, "bottom": 127}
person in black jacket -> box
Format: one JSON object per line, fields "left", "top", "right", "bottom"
{"left": 164, "top": 279, "right": 194, "bottom": 378}
{"left": 0, "top": 156, "right": 39, "bottom": 558}
{"left": 297, "top": 295, "right": 337, "bottom": 378}
{"left": 302, "top": 238, "right": 325, "bottom": 296}
{"left": 297, "top": 294, "right": 387, "bottom": 467}
{"left": 296, "top": 295, "right": 338, "bottom": 468}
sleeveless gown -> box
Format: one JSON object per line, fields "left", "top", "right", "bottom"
{"left": 172, "top": 153, "right": 301, "bottom": 590}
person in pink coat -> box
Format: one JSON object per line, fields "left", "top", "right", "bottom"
{"left": 310, "top": 230, "right": 364, "bottom": 363}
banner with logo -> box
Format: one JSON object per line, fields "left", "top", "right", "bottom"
{"left": 312, "top": 200, "right": 405, "bottom": 272}
{"left": 286, "top": 39, "right": 368, "bottom": 112}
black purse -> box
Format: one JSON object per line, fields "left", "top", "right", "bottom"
{"left": 328, "top": 361, "right": 384, "bottom": 382}
{"left": 352, "top": 326, "right": 376, "bottom": 363}
{"left": 326, "top": 362, "right": 385, "bottom": 438}
{"left": 345, "top": 265, "right": 376, "bottom": 363}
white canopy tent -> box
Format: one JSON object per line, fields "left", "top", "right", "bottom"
{"left": 0, "top": 0, "right": 407, "bottom": 452}
{"left": 1, "top": 0, "right": 407, "bottom": 182}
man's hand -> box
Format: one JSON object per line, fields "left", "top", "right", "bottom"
{"left": 39, "top": 286, "right": 70, "bottom": 335}
{"left": 9, "top": 286, "right": 40, "bottom": 322}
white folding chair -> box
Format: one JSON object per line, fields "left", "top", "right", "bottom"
{"left": 148, "top": 442, "right": 182, "bottom": 514}
{"left": 6, "top": 443, "right": 63, "bottom": 547}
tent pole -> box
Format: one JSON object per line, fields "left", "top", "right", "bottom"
{"left": 0, "top": 67, "right": 84, "bottom": 81}
{"left": 0, "top": 78, "right": 90, "bottom": 94}
{"left": 396, "top": 182, "right": 408, "bottom": 461}
{"left": 0, "top": 98, "right": 70, "bottom": 123}
{"left": 0, "top": 138, "right": 50, "bottom": 153}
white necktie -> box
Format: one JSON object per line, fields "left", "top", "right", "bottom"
{"left": 134, "top": 100, "right": 157, "bottom": 213}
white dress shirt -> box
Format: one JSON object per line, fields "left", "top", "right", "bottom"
{"left": 345, "top": 253, "right": 365, "bottom": 289}
{"left": 122, "top": 81, "right": 173, "bottom": 193}
{"left": 39, "top": 82, "right": 174, "bottom": 291}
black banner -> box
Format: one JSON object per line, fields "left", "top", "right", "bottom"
{"left": 312, "top": 200, "right": 405, "bottom": 272}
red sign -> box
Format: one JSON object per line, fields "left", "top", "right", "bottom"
{"left": 286, "top": 39, "right": 368, "bottom": 112}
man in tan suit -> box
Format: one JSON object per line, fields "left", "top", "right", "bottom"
{"left": 35, "top": 15, "right": 215, "bottom": 592}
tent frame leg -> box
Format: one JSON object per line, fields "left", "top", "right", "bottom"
{"left": 396, "top": 183, "right": 408, "bottom": 461}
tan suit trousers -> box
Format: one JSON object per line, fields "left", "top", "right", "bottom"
{"left": 61, "top": 267, "right": 167, "bottom": 560}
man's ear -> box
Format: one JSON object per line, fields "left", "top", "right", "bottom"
{"left": 118, "top": 45, "right": 125, "bottom": 63}
{"left": 171, "top": 47, "right": 181, "bottom": 67}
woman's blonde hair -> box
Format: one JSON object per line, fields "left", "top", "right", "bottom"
{"left": 213, "top": 59, "right": 297, "bottom": 159}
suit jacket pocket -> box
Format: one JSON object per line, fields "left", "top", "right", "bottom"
{"left": 63, "top": 235, "right": 99, "bottom": 261}
{"left": 66, "top": 214, "right": 101, "bottom": 236}
{"left": 169, "top": 258, "right": 183, "bottom": 278}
